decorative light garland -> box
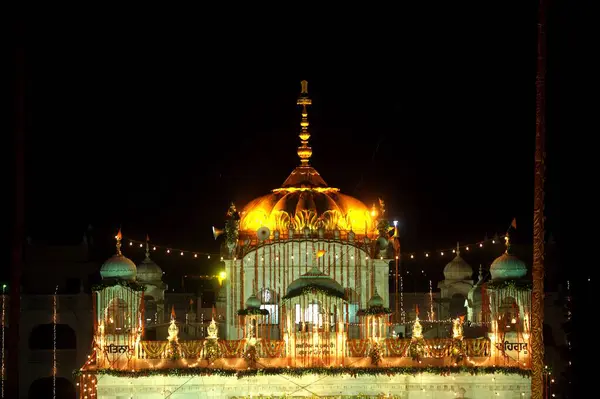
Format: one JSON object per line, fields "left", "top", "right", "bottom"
{"left": 91, "top": 280, "right": 146, "bottom": 292}
{"left": 1, "top": 284, "right": 6, "bottom": 399}
{"left": 122, "top": 232, "right": 507, "bottom": 262}
{"left": 74, "top": 365, "right": 531, "bottom": 379}
{"left": 53, "top": 285, "right": 57, "bottom": 399}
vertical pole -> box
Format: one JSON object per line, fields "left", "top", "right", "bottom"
{"left": 8, "top": 18, "right": 25, "bottom": 399}
{"left": 531, "top": 0, "right": 547, "bottom": 397}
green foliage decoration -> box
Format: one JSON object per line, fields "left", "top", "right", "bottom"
{"left": 74, "top": 365, "right": 531, "bottom": 379}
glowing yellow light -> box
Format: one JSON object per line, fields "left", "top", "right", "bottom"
{"left": 410, "top": 254, "right": 414, "bottom": 259}
{"left": 219, "top": 271, "right": 226, "bottom": 280}
{"left": 493, "top": 240, "right": 496, "bottom": 243}
{"left": 139, "top": 243, "right": 143, "bottom": 247}
{"left": 315, "top": 249, "right": 325, "bottom": 258}
{"left": 153, "top": 246, "right": 156, "bottom": 250}
{"left": 479, "top": 243, "right": 483, "bottom": 247}
{"left": 194, "top": 254, "right": 197, "bottom": 258}
{"left": 466, "top": 246, "right": 469, "bottom": 250}
{"left": 441, "top": 252, "right": 444, "bottom": 256}
{"left": 511, "top": 318, "right": 517, "bottom": 324}
{"left": 167, "top": 249, "right": 170, "bottom": 253}
{"left": 425, "top": 253, "right": 429, "bottom": 257}
{"left": 180, "top": 251, "right": 184, "bottom": 256}
{"left": 208, "top": 255, "right": 210, "bottom": 259}
{"left": 129, "top": 242, "right": 133, "bottom": 246}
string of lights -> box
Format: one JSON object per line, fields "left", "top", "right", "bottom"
{"left": 122, "top": 233, "right": 508, "bottom": 262}
{"left": 1, "top": 284, "right": 6, "bottom": 399}
{"left": 53, "top": 285, "right": 58, "bottom": 399}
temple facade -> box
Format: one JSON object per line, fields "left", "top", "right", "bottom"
{"left": 79, "top": 82, "right": 532, "bottom": 398}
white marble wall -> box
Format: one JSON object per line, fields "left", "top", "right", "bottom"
{"left": 224, "top": 240, "right": 390, "bottom": 339}
{"left": 96, "top": 372, "right": 531, "bottom": 398}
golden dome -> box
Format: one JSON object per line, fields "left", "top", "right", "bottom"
{"left": 239, "top": 166, "right": 373, "bottom": 234}
{"left": 239, "top": 81, "right": 374, "bottom": 235}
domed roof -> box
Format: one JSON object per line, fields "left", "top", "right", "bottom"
{"left": 284, "top": 266, "right": 345, "bottom": 300}
{"left": 246, "top": 293, "right": 261, "bottom": 308}
{"left": 490, "top": 252, "right": 527, "bottom": 280}
{"left": 237, "top": 81, "right": 373, "bottom": 235}
{"left": 468, "top": 266, "right": 485, "bottom": 301}
{"left": 443, "top": 244, "right": 473, "bottom": 280}
{"left": 137, "top": 256, "right": 163, "bottom": 283}
{"left": 100, "top": 229, "right": 136, "bottom": 281}
{"left": 367, "top": 290, "right": 384, "bottom": 307}
{"left": 239, "top": 176, "right": 372, "bottom": 234}
{"left": 136, "top": 240, "right": 163, "bottom": 283}
{"left": 100, "top": 254, "right": 137, "bottom": 281}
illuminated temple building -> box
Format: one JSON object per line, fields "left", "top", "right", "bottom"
{"left": 79, "top": 82, "right": 533, "bottom": 398}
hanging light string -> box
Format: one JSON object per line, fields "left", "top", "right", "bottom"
{"left": 122, "top": 233, "right": 507, "bottom": 262}
{"left": 53, "top": 285, "right": 58, "bottom": 399}
{"left": 1, "top": 284, "right": 6, "bottom": 399}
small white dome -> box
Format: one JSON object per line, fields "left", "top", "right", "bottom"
{"left": 100, "top": 254, "right": 137, "bottom": 281}
{"left": 443, "top": 253, "right": 473, "bottom": 280}
{"left": 136, "top": 256, "right": 163, "bottom": 283}
{"left": 490, "top": 252, "right": 527, "bottom": 280}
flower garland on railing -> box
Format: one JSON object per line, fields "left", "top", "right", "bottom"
{"left": 357, "top": 306, "right": 393, "bottom": 316}
{"left": 91, "top": 280, "right": 146, "bottom": 292}
{"left": 450, "top": 339, "right": 464, "bottom": 364}
{"left": 74, "top": 365, "right": 532, "bottom": 379}
{"left": 485, "top": 280, "right": 532, "bottom": 291}
{"left": 237, "top": 308, "right": 269, "bottom": 316}
{"left": 203, "top": 339, "right": 220, "bottom": 363}
{"left": 282, "top": 285, "right": 346, "bottom": 300}
{"left": 409, "top": 338, "right": 426, "bottom": 361}
{"left": 369, "top": 342, "right": 382, "bottom": 365}
{"left": 243, "top": 344, "right": 258, "bottom": 367}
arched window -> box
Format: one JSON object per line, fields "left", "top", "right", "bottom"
{"left": 258, "top": 288, "right": 279, "bottom": 324}
{"left": 498, "top": 296, "right": 520, "bottom": 332}
{"left": 29, "top": 377, "right": 75, "bottom": 399}
{"left": 29, "top": 324, "right": 76, "bottom": 350}
{"left": 104, "top": 298, "right": 130, "bottom": 334}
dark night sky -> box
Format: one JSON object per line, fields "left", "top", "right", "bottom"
{"left": 8, "top": 3, "right": 592, "bottom": 279}
{"left": 5, "top": 4, "right": 597, "bottom": 392}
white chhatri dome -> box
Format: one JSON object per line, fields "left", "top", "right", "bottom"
{"left": 490, "top": 252, "right": 527, "bottom": 280}
{"left": 136, "top": 241, "right": 163, "bottom": 283}
{"left": 100, "top": 229, "right": 137, "bottom": 281}
{"left": 443, "top": 243, "right": 473, "bottom": 280}
{"left": 489, "top": 235, "right": 527, "bottom": 280}
{"left": 100, "top": 254, "right": 137, "bottom": 280}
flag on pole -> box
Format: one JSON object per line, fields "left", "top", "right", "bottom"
{"left": 171, "top": 305, "right": 176, "bottom": 320}
{"left": 511, "top": 218, "right": 517, "bottom": 229}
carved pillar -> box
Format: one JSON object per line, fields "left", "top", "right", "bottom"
{"left": 531, "top": 0, "right": 547, "bottom": 397}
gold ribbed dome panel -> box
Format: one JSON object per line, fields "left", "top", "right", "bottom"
{"left": 238, "top": 81, "right": 373, "bottom": 234}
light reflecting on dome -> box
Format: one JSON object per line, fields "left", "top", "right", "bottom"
{"left": 137, "top": 257, "right": 162, "bottom": 283}
{"left": 443, "top": 244, "right": 473, "bottom": 280}
{"left": 100, "top": 255, "right": 137, "bottom": 281}
{"left": 240, "top": 170, "right": 373, "bottom": 234}
{"left": 490, "top": 253, "right": 527, "bottom": 280}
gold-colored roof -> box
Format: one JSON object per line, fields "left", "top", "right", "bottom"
{"left": 239, "top": 81, "right": 373, "bottom": 234}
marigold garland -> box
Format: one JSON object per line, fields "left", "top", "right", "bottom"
{"left": 74, "top": 366, "right": 531, "bottom": 379}
{"left": 237, "top": 308, "right": 269, "bottom": 316}
{"left": 91, "top": 280, "right": 146, "bottom": 292}
{"left": 485, "top": 279, "right": 532, "bottom": 291}
{"left": 283, "top": 285, "right": 346, "bottom": 300}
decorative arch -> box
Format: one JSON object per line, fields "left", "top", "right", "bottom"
{"left": 105, "top": 297, "right": 129, "bottom": 334}
{"left": 29, "top": 324, "right": 76, "bottom": 350}
{"left": 28, "top": 377, "right": 75, "bottom": 399}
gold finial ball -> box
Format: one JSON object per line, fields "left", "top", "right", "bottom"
{"left": 298, "top": 147, "right": 312, "bottom": 161}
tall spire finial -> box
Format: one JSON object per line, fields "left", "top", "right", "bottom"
{"left": 296, "top": 80, "right": 313, "bottom": 166}
{"left": 478, "top": 264, "right": 483, "bottom": 281}
{"left": 115, "top": 228, "right": 122, "bottom": 256}
{"left": 145, "top": 234, "right": 150, "bottom": 259}
{"left": 456, "top": 242, "right": 460, "bottom": 255}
